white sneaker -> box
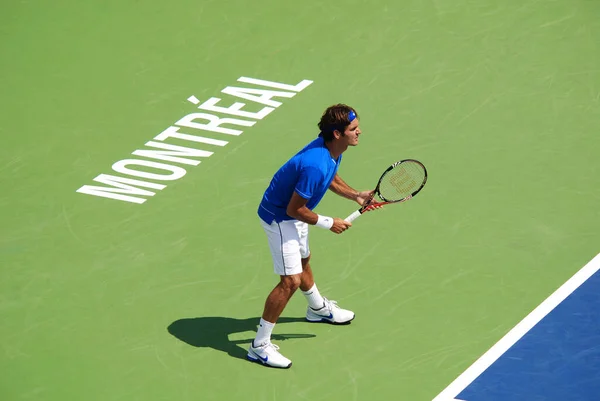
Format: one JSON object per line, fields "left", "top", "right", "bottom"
{"left": 247, "top": 341, "right": 292, "bottom": 369}
{"left": 306, "top": 298, "right": 355, "bottom": 324}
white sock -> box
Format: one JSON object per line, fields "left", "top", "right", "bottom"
{"left": 253, "top": 318, "right": 275, "bottom": 347}
{"left": 302, "top": 283, "right": 325, "bottom": 310}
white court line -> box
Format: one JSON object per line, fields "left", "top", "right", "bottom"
{"left": 433, "top": 253, "right": 600, "bottom": 401}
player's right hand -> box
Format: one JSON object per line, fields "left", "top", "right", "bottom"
{"left": 330, "top": 218, "right": 351, "bottom": 234}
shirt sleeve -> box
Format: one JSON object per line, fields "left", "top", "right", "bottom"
{"left": 294, "top": 166, "right": 325, "bottom": 200}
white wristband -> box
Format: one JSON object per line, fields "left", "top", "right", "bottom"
{"left": 315, "top": 215, "right": 334, "bottom": 229}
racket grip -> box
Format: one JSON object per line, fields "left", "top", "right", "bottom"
{"left": 344, "top": 210, "right": 362, "bottom": 223}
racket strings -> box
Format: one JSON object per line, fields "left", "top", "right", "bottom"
{"left": 378, "top": 162, "right": 426, "bottom": 201}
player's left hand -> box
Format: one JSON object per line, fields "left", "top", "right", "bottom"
{"left": 356, "top": 190, "right": 377, "bottom": 207}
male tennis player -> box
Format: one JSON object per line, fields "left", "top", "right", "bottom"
{"left": 247, "top": 104, "right": 375, "bottom": 368}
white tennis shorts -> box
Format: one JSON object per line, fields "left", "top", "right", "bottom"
{"left": 260, "top": 218, "right": 310, "bottom": 276}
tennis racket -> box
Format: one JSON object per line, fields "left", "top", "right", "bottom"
{"left": 345, "top": 159, "right": 427, "bottom": 223}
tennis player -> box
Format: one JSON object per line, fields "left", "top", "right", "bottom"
{"left": 247, "top": 104, "right": 375, "bottom": 368}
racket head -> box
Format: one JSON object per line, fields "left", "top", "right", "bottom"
{"left": 374, "top": 159, "right": 427, "bottom": 203}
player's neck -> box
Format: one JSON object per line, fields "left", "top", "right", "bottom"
{"left": 324, "top": 140, "right": 347, "bottom": 159}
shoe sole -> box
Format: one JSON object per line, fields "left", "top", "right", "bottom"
{"left": 246, "top": 352, "right": 292, "bottom": 369}
{"left": 305, "top": 314, "right": 355, "bottom": 325}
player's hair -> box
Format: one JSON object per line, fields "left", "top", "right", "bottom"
{"left": 318, "top": 104, "right": 359, "bottom": 142}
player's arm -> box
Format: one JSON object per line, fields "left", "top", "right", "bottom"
{"left": 329, "top": 174, "right": 359, "bottom": 201}
{"left": 329, "top": 174, "right": 375, "bottom": 206}
{"left": 286, "top": 192, "right": 350, "bottom": 234}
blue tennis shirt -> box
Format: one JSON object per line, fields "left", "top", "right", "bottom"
{"left": 258, "top": 136, "right": 342, "bottom": 224}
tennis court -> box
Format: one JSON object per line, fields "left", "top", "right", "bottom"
{"left": 2, "top": 1, "right": 599, "bottom": 400}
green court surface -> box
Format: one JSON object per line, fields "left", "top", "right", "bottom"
{"left": 1, "top": 1, "right": 599, "bottom": 400}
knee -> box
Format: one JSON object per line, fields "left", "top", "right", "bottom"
{"left": 280, "top": 275, "right": 301, "bottom": 292}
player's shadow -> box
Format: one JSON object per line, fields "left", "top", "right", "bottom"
{"left": 168, "top": 316, "right": 315, "bottom": 360}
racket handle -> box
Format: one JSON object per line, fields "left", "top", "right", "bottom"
{"left": 344, "top": 210, "right": 362, "bottom": 223}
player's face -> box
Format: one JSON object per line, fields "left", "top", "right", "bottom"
{"left": 343, "top": 119, "right": 361, "bottom": 146}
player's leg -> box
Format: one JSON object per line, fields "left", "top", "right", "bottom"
{"left": 295, "top": 221, "right": 355, "bottom": 325}
{"left": 261, "top": 274, "right": 301, "bottom": 323}
{"left": 300, "top": 255, "right": 324, "bottom": 308}
{"left": 248, "top": 219, "right": 303, "bottom": 369}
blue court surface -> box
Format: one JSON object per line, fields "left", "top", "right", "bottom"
{"left": 434, "top": 254, "right": 600, "bottom": 401}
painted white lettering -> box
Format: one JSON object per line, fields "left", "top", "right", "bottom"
{"left": 237, "top": 77, "right": 313, "bottom": 92}
{"left": 132, "top": 141, "right": 212, "bottom": 166}
{"left": 154, "top": 126, "right": 228, "bottom": 146}
{"left": 198, "top": 97, "right": 274, "bottom": 120}
{"left": 175, "top": 113, "right": 254, "bottom": 136}
{"left": 221, "top": 87, "right": 295, "bottom": 108}
{"left": 77, "top": 76, "right": 313, "bottom": 204}
{"left": 112, "top": 159, "right": 187, "bottom": 181}
{"left": 76, "top": 174, "right": 165, "bottom": 204}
